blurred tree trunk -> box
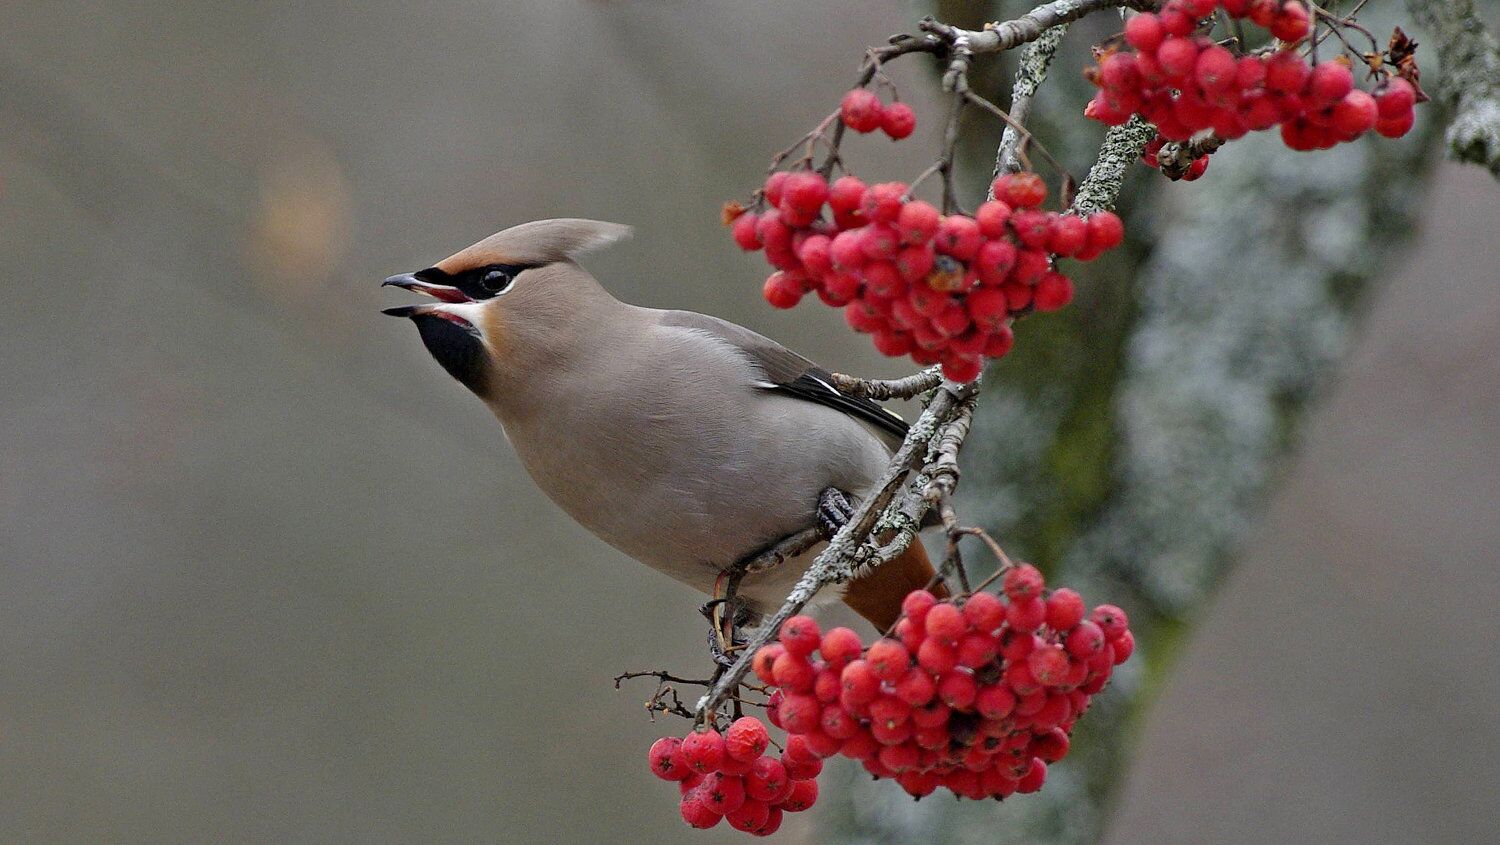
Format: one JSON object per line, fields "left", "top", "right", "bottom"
{"left": 818, "top": 4, "right": 1451, "bottom": 843}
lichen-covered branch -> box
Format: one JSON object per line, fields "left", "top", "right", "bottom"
{"left": 831, "top": 367, "right": 943, "bottom": 401}
{"left": 695, "top": 379, "right": 978, "bottom": 720}
{"left": 923, "top": 0, "right": 1155, "bottom": 56}
{"left": 1072, "top": 116, "right": 1157, "bottom": 214}
{"left": 993, "top": 25, "right": 1070, "bottom": 184}
{"left": 1408, "top": 0, "right": 1500, "bottom": 177}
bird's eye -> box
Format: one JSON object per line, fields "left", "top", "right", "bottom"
{"left": 480, "top": 268, "right": 512, "bottom": 293}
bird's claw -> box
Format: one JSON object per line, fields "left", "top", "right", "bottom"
{"left": 818, "top": 487, "right": 854, "bottom": 538}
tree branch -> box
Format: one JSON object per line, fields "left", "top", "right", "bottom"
{"left": 695, "top": 379, "right": 980, "bottom": 721}
{"left": 1072, "top": 115, "right": 1157, "bottom": 214}
{"left": 992, "top": 24, "right": 1070, "bottom": 183}
{"left": 1408, "top": 0, "right": 1500, "bottom": 177}
{"left": 923, "top": 0, "right": 1156, "bottom": 56}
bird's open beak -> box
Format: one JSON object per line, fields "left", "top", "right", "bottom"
{"left": 382, "top": 272, "right": 473, "bottom": 303}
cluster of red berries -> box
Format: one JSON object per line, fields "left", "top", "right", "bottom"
{"left": 649, "top": 716, "right": 820, "bottom": 835}
{"left": 753, "top": 569, "right": 1132, "bottom": 803}
{"left": 839, "top": 88, "right": 918, "bottom": 140}
{"left": 1087, "top": 0, "right": 1419, "bottom": 151}
{"left": 731, "top": 164, "right": 1125, "bottom": 382}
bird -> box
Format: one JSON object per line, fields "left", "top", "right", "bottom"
{"left": 381, "top": 218, "right": 938, "bottom": 631}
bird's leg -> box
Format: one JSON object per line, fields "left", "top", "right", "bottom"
{"left": 818, "top": 487, "right": 855, "bottom": 538}
{"left": 699, "top": 598, "right": 753, "bottom": 668}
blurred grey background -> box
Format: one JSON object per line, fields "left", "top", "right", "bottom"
{"left": 1, "top": 1, "right": 1496, "bottom": 844}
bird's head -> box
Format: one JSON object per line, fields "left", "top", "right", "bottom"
{"left": 382, "top": 218, "right": 631, "bottom": 396}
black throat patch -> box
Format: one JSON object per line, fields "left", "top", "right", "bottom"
{"left": 413, "top": 315, "right": 489, "bottom": 395}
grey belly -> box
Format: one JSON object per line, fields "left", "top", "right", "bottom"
{"left": 496, "top": 387, "right": 890, "bottom": 606}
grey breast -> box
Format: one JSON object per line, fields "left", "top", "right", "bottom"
{"left": 492, "top": 311, "right": 892, "bottom": 594}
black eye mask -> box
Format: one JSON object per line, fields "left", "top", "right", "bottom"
{"left": 415, "top": 263, "right": 538, "bottom": 302}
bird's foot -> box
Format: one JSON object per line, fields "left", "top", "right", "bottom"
{"left": 818, "top": 487, "right": 854, "bottom": 538}
{"left": 700, "top": 598, "right": 752, "bottom": 669}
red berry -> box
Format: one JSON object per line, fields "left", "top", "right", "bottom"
{"left": 1375, "top": 110, "right": 1415, "bottom": 138}
{"left": 828, "top": 175, "right": 867, "bottom": 214}
{"left": 925, "top": 602, "right": 965, "bottom": 643}
{"left": 942, "top": 354, "right": 983, "bottom": 384}
{"left": 1269, "top": 1, "right": 1311, "bottom": 43}
{"left": 861, "top": 182, "right": 907, "bottom": 223}
{"left": 681, "top": 728, "right": 725, "bottom": 774}
{"left": 916, "top": 637, "right": 958, "bottom": 675}
{"left": 976, "top": 683, "right": 1017, "bottom": 719}
{"left": 1158, "top": 7, "right": 1196, "bottom": 38}
{"left": 1086, "top": 211, "right": 1125, "bottom": 252}
{"left": 755, "top": 806, "right": 784, "bottom": 836}
{"left": 881, "top": 101, "right": 917, "bottom": 139}
{"left": 1374, "top": 77, "right": 1417, "bottom": 119}
{"left": 763, "top": 272, "right": 803, "bottom": 309}
{"left": 1331, "top": 89, "right": 1378, "bottom": 136}
{"left": 679, "top": 794, "right": 722, "bottom": 829}
{"left": 883, "top": 668, "right": 930, "bottom": 707}
{"left": 1156, "top": 38, "right": 1200, "bottom": 80}
{"left": 781, "top": 778, "right": 819, "bottom": 812}
{"left": 840, "top": 659, "right": 881, "bottom": 705}
{"left": 777, "top": 693, "right": 821, "bottom": 734}
{"left": 866, "top": 638, "right": 911, "bottom": 682}
{"left": 780, "top": 171, "right": 828, "bottom": 216}
{"left": 1027, "top": 643, "right": 1070, "bottom": 687}
{"left": 991, "top": 172, "right": 1047, "bottom": 208}
{"left": 901, "top": 588, "right": 938, "bottom": 624}
{"left": 698, "top": 771, "right": 747, "bottom": 815}
{"left": 938, "top": 670, "right": 978, "bottom": 709}
{"left": 1033, "top": 727, "right": 1071, "bottom": 762}
{"left": 1065, "top": 620, "right": 1107, "bottom": 658}
{"left": 1091, "top": 604, "right": 1130, "bottom": 639}
{"left": 934, "top": 215, "right": 983, "bottom": 260}
{"left": 732, "top": 212, "right": 762, "bottom": 251}
{"left": 779, "top": 614, "right": 822, "bottom": 657}
{"left": 1045, "top": 588, "right": 1087, "bottom": 630}
{"left": 1113, "top": 629, "right": 1137, "bottom": 664}
{"left": 745, "top": 756, "right": 790, "bottom": 802}
{"left": 1124, "top": 13, "right": 1165, "bottom": 52}
{"left": 725, "top": 716, "right": 770, "bottom": 762}
{"left": 1017, "top": 758, "right": 1048, "bottom": 793}
{"left": 1266, "top": 50, "right": 1311, "bottom": 94}
{"left": 896, "top": 200, "right": 941, "bottom": 244}
{"left": 1183, "top": 156, "right": 1209, "bottom": 181}
{"left": 955, "top": 631, "right": 998, "bottom": 669}
{"left": 1307, "top": 61, "right": 1354, "bottom": 106}
{"left": 650, "top": 736, "right": 690, "bottom": 781}
{"left": 1048, "top": 215, "right": 1089, "bottom": 257}
{"left": 1195, "top": 45, "right": 1237, "bottom": 92}
{"left": 1007, "top": 596, "right": 1047, "bottom": 632}
{"left": 1003, "top": 564, "right": 1045, "bottom": 600}
{"left": 963, "top": 591, "right": 1007, "bottom": 632}
{"left": 975, "top": 200, "right": 1014, "bottom": 237}
{"left": 726, "top": 799, "right": 771, "bottom": 833}
{"left": 983, "top": 324, "right": 1016, "bottom": 358}
{"left": 1010, "top": 210, "right": 1054, "bottom": 250}
{"left": 752, "top": 644, "right": 783, "bottom": 685}
{"left": 1033, "top": 271, "right": 1074, "bottom": 312}
{"left": 763, "top": 172, "right": 790, "bottom": 207}
{"left": 840, "top": 88, "right": 883, "bottom": 133}
{"left": 772, "top": 651, "right": 815, "bottom": 691}
{"left": 820, "top": 626, "right": 864, "bottom": 666}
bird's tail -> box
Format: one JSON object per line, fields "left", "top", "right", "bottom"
{"left": 841, "top": 540, "right": 946, "bottom": 631}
